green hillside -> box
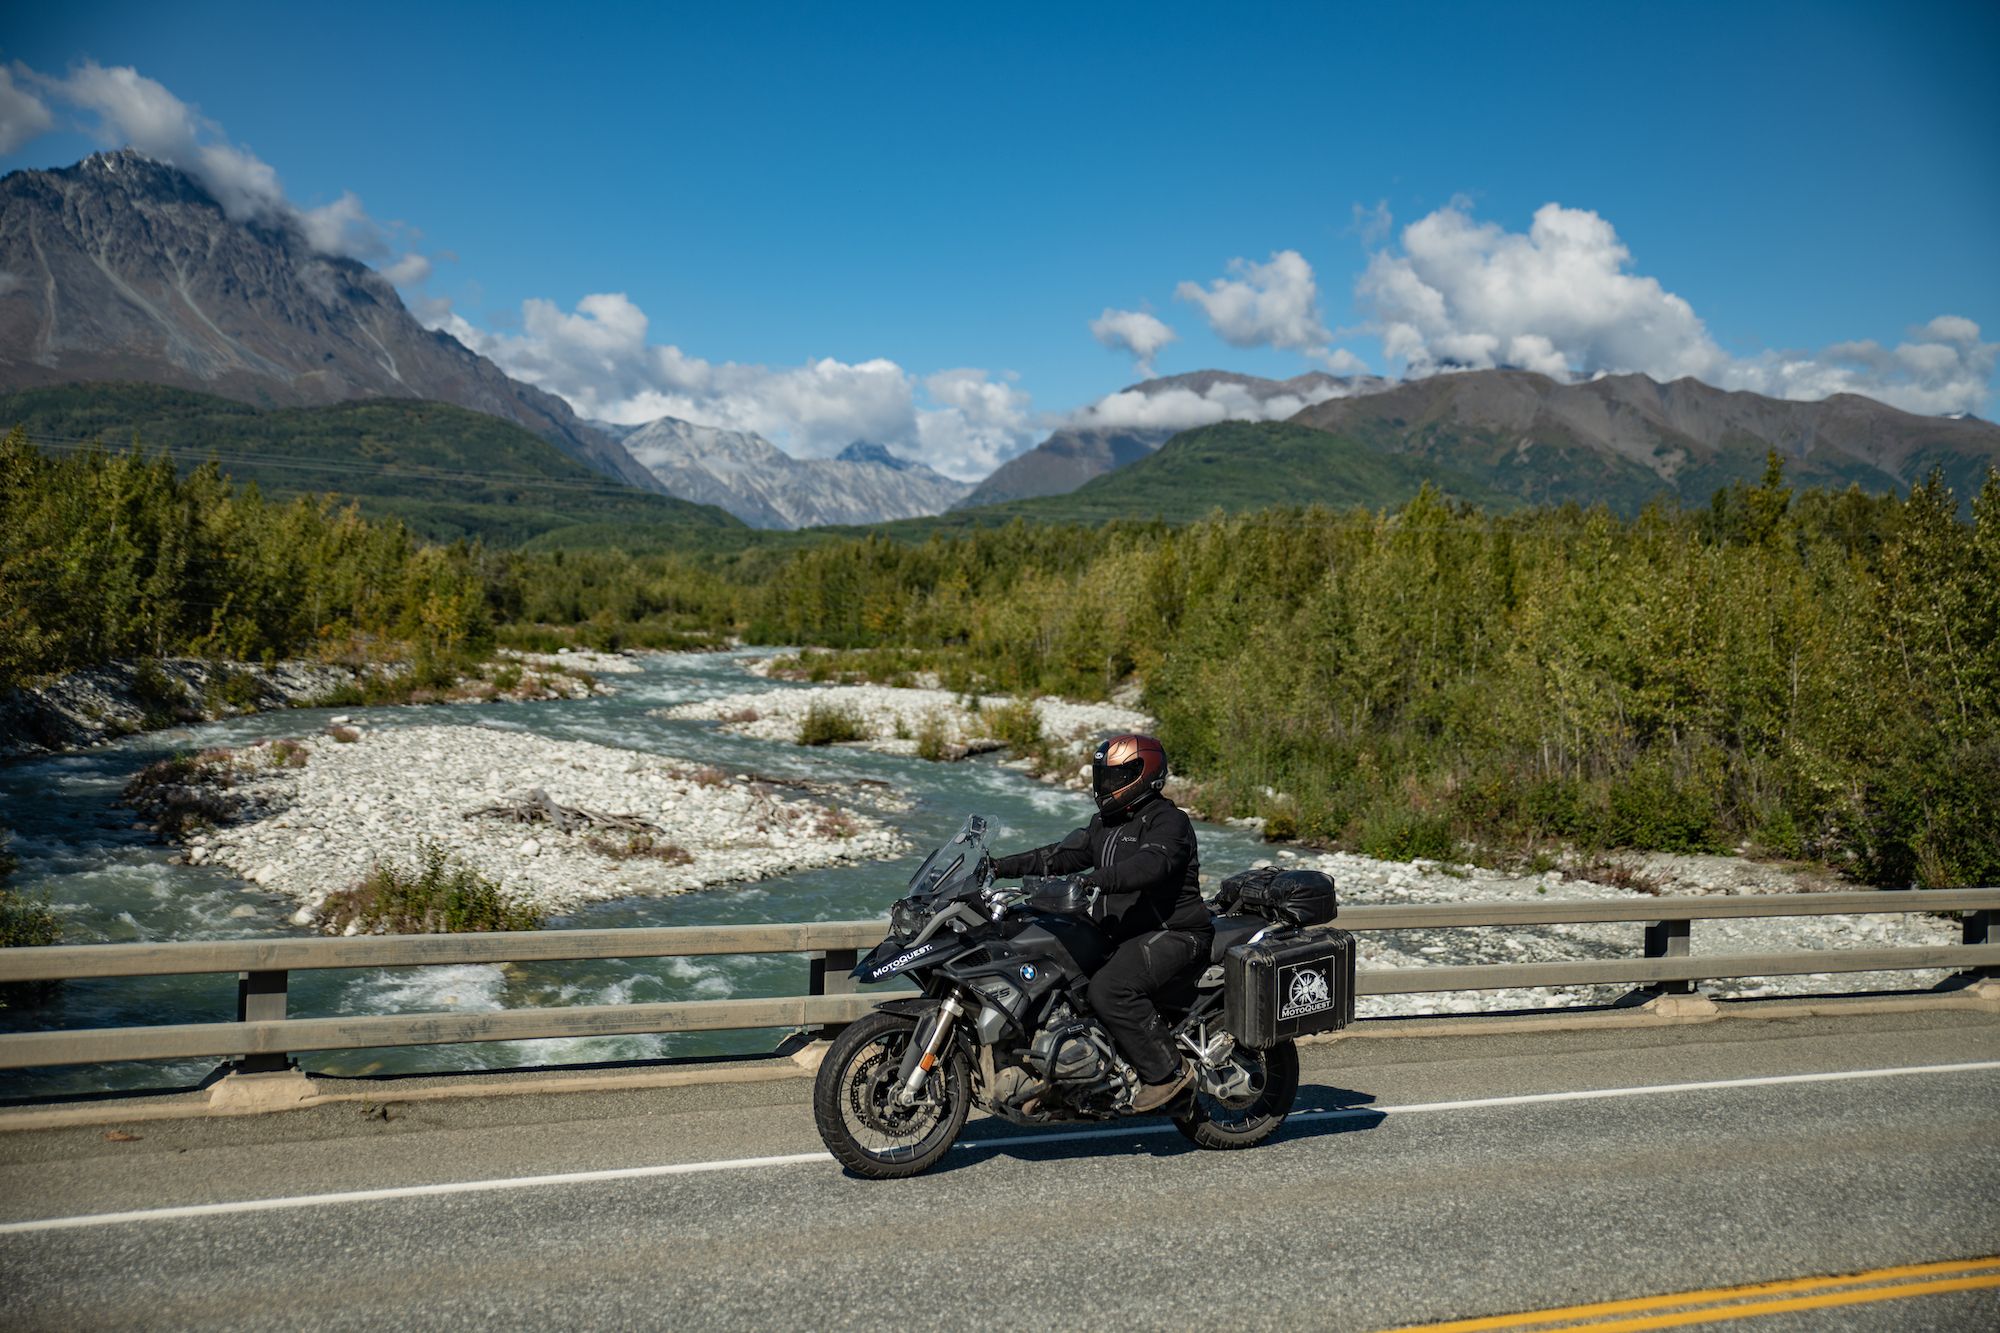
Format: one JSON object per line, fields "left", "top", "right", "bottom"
{"left": 913, "top": 420, "right": 1517, "bottom": 529}
{"left": 0, "top": 383, "right": 746, "bottom": 549}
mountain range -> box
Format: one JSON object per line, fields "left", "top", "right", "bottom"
{"left": 600, "top": 418, "right": 973, "bottom": 527}
{"left": 3, "top": 150, "right": 1995, "bottom": 539}
{"left": 1289, "top": 369, "right": 2000, "bottom": 512}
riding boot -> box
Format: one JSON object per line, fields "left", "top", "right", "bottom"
{"left": 1129, "top": 1059, "right": 1194, "bottom": 1113}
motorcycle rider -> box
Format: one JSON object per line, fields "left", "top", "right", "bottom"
{"left": 990, "top": 733, "right": 1211, "bottom": 1113}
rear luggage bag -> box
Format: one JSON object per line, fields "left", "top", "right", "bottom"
{"left": 1223, "top": 927, "right": 1357, "bottom": 1048}
{"left": 1217, "top": 867, "right": 1337, "bottom": 927}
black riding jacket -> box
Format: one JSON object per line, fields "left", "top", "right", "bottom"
{"left": 991, "top": 794, "right": 1209, "bottom": 941}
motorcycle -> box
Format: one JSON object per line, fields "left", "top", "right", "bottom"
{"left": 811, "top": 814, "right": 1351, "bottom": 1178}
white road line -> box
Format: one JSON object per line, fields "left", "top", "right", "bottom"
{"left": 3, "top": 1059, "right": 1995, "bottom": 1236}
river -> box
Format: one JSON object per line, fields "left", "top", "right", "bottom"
{"left": 0, "top": 650, "right": 1270, "bottom": 1097}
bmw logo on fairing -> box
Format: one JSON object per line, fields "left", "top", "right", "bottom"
{"left": 1019, "top": 964, "right": 1038, "bottom": 982}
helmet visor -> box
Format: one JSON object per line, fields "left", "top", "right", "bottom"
{"left": 1093, "top": 757, "right": 1143, "bottom": 801}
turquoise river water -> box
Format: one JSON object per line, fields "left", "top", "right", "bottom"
{"left": 0, "top": 651, "right": 1268, "bottom": 1098}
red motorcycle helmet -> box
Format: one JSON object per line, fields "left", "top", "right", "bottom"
{"left": 1092, "top": 733, "right": 1168, "bottom": 820}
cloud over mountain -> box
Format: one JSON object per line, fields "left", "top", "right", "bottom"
{"left": 441, "top": 290, "right": 1037, "bottom": 480}
{"left": 9, "top": 60, "right": 434, "bottom": 289}
{"left": 1358, "top": 199, "right": 1994, "bottom": 416}
{"left": 0, "top": 68, "right": 53, "bottom": 154}
{"left": 1069, "top": 371, "right": 1359, "bottom": 434}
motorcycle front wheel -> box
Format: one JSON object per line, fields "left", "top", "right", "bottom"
{"left": 1172, "top": 1038, "right": 1300, "bottom": 1150}
{"left": 812, "top": 1010, "right": 971, "bottom": 1179}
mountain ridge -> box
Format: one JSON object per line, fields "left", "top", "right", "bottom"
{"left": 1288, "top": 369, "right": 2000, "bottom": 511}
{"left": 0, "top": 151, "right": 659, "bottom": 490}
{"left": 614, "top": 414, "right": 973, "bottom": 527}
{"left": 955, "top": 369, "right": 1385, "bottom": 509}
{"left": 0, "top": 381, "right": 745, "bottom": 548}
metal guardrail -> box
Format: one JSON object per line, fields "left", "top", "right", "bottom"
{"left": 0, "top": 889, "right": 1993, "bottom": 1073}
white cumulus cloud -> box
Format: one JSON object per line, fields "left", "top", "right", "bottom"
{"left": 1089, "top": 307, "right": 1178, "bottom": 377}
{"left": 1173, "top": 249, "right": 1371, "bottom": 376}
{"left": 447, "top": 290, "right": 1036, "bottom": 479}
{"left": 0, "top": 66, "right": 53, "bottom": 154}
{"left": 13, "top": 61, "right": 435, "bottom": 290}
{"left": 1722, "top": 316, "right": 1999, "bottom": 417}
{"left": 1360, "top": 199, "right": 1722, "bottom": 380}
{"left": 1177, "top": 250, "right": 1332, "bottom": 352}
{"left": 917, "top": 369, "right": 1035, "bottom": 478}
{"left": 1357, "top": 199, "right": 1995, "bottom": 416}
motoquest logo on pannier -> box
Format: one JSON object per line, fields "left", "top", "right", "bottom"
{"left": 1223, "top": 927, "right": 1357, "bottom": 1048}
{"left": 1279, "top": 962, "right": 1334, "bottom": 1020}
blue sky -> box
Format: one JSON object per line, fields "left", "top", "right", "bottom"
{"left": 4, "top": 1, "right": 1996, "bottom": 475}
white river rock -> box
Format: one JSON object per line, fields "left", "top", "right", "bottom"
{"left": 192, "top": 726, "right": 908, "bottom": 923}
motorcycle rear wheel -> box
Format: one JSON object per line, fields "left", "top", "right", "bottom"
{"left": 1172, "top": 1039, "right": 1299, "bottom": 1150}
{"left": 812, "top": 1010, "right": 970, "bottom": 1179}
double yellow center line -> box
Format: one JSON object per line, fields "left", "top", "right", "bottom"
{"left": 1384, "top": 1254, "right": 2000, "bottom": 1331}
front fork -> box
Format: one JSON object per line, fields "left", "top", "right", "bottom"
{"left": 894, "top": 993, "right": 967, "bottom": 1106}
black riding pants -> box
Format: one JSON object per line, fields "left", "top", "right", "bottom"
{"left": 1085, "top": 928, "right": 1211, "bottom": 1085}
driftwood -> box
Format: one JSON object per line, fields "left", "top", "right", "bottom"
{"left": 462, "top": 788, "right": 660, "bottom": 836}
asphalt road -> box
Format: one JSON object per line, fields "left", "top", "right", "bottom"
{"left": 1, "top": 1010, "right": 1996, "bottom": 1331}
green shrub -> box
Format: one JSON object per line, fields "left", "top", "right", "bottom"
{"left": 915, "top": 710, "right": 954, "bottom": 762}
{"left": 985, "top": 698, "right": 1044, "bottom": 752}
{"left": 0, "top": 886, "right": 60, "bottom": 949}
{"left": 266, "top": 738, "right": 310, "bottom": 769}
{"left": 306, "top": 680, "right": 366, "bottom": 708}
{"left": 1854, "top": 740, "right": 2000, "bottom": 888}
{"left": 0, "top": 877, "right": 61, "bottom": 1009}
{"left": 319, "top": 843, "right": 543, "bottom": 934}
{"left": 1604, "top": 762, "right": 1722, "bottom": 854}
{"left": 1356, "top": 801, "right": 1457, "bottom": 862}
{"left": 1, "top": 822, "right": 62, "bottom": 1006}
{"left": 131, "top": 659, "right": 195, "bottom": 728}
{"left": 797, "top": 702, "right": 869, "bottom": 746}
{"left": 121, "top": 749, "right": 241, "bottom": 837}
{"left": 1261, "top": 806, "right": 1299, "bottom": 842}
{"left": 205, "top": 666, "right": 262, "bottom": 714}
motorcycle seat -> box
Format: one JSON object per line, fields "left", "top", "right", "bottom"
{"left": 1209, "top": 913, "right": 1268, "bottom": 963}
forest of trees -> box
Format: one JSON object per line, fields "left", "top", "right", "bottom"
{"left": 0, "top": 428, "right": 492, "bottom": 690}
{"left": 730, "top": 464, "right": 2000, "bottom": 888}
{"left": 6, "top": 428, "right": 1997, "bottom": 886}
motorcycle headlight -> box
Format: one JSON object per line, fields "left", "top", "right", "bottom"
{"left": 890, "top": 897, "right": 927, "bottom": 941}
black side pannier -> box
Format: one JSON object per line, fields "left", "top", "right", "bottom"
{"left": 1223, "top": 927, "right": 1357, "bottom": 1048}
{"left": 1217, "top": 867, "right": 1337, "bottom": 927}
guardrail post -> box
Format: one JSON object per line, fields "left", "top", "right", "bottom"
{"left": 1964, "top": 910, "right": 1995, "bottom": 980}
{"left": 808, "top": 948, "right": 860, "bottom": 1038}
{"left": 234, "top": 970, "right": 290, "bottom": 1073}
{"left": 1644, "top": 919, "right": 1695, "bottom": 995}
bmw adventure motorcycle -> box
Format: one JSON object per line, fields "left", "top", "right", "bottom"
{"left": 811, "top": 815, "right": 1354, "bottom": 1178}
